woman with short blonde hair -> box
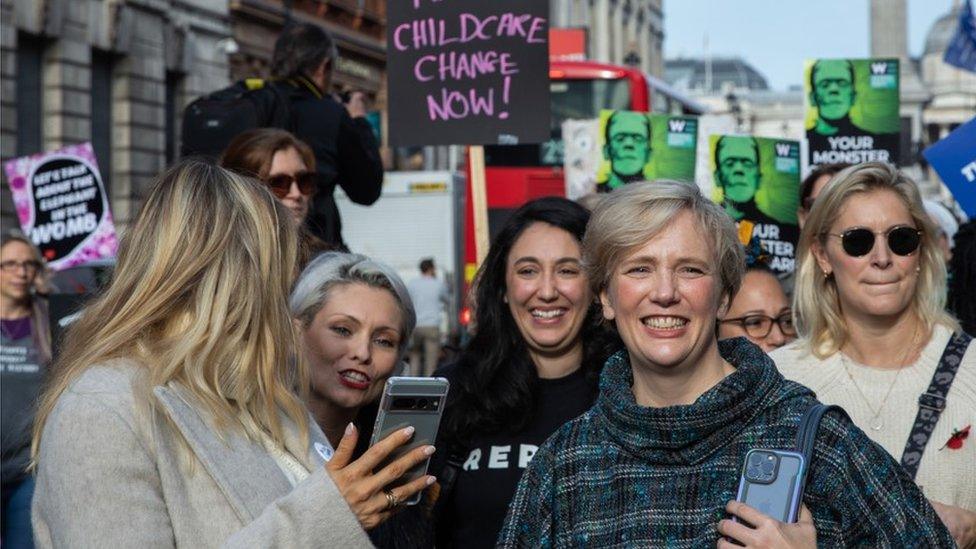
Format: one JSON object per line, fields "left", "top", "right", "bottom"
{"left": 31, "top": 160, "right": 435, "bottom": 547}
{"left": 773, "top": 162, "right": 975, "bottom": 547}
{"left": 499, "top": 180, "right": 951, "bottom": 548}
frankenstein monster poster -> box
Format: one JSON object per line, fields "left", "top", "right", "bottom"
{"left": 709, "top": 135, "right": 800, "bottom": 275}
{"left": 804, "top": 58, "right": 900, "bottom": 166}
{"left": 595, "top": 110, "right": 698, "bottom": 192}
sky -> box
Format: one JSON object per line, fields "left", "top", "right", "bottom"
{"left": 663, "top": 0, "right": 959, "bottom": 91}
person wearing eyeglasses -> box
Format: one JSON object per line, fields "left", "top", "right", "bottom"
{"left": 1, "top": 230, "right": 50, "bottom": 548}
{"left": 719, "top": 259, "right": 796, "bottom": 354}
{"left": 600, "top": 110, "right": 652, "bottom": 191}
{"left": 772, "top": 162, "right": 976, "bottom": 548}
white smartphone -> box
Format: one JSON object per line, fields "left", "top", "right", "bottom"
{"left": 368, "top": 376, "right": 449, "bottom": 505}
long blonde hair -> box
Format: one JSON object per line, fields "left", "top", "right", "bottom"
{"left": 793, "top": 162, "right": 958, "bottom": 358}
{"left": 31, "top": 160, "right": 308, "bottom": 462}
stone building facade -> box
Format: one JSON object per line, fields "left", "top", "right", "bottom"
{"left": 550, "top": 0, "right": 664, "bottom": 78}
{"left": 227, "top": 0, "right": 386, "bottom": 120}
{"left": 0, "top": 0, "right": 233, "bottom": 229}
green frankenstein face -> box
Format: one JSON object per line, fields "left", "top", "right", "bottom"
{"left": 716, "top": 136, "right": 760, "bottom": 203}
{"left": 605, "top": 112, "right": 651, "bottom": 178}
{"left": 811, "top": 60, "right": 855, "bottom": 122}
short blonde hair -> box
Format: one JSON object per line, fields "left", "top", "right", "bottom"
{"left": 32, "top": 160, "right": 306, "bottom": 464}
{"left": 794, "top": 162, "right": 957, "bottom": 358}
{"left": 583, "top": 180, "right": 744, "bottom": 303}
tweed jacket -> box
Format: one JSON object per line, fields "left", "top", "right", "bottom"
{"left": 498, "top": 339, "right": 954, "bottom": 548}
{"left": 32, "top": 360, "right": 373, "bottom": 548}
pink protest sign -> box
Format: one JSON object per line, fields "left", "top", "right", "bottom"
{"left": 3, "top": 142, "right": 118, "bottom": 270}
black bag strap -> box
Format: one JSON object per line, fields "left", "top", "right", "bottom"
{"left": 899, "top": 331, "right": 972, "bottom": 480}
{"left": 795, "top": 403, "right": 848, "bottom": 469}
{"left": 793, "top": 403, "right": 848, "bottom": 506}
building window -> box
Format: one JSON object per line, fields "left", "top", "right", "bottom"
{"left": 165, "top": 71, "right": 183, "bottom": 164}
{"left": 91, "top": 50, "right": 114, "bottom": 195}
{"left": 16, "top": 33, "right": 44, "bottom": 156}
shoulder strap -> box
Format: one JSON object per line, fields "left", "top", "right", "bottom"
{"left": 795, "top": 403, "right": 848, "bottom": 468}
{"left": 793, "top": 403, "right": 848, "bottom": 507}
{"left": 899, "top": 332, "right": 972, "bottom": 479}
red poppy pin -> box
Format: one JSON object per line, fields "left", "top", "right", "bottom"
{"left": 940, "top": 425, "right": 971, "bottom": 451}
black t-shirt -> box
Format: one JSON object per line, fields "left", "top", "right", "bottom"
{"left": 440, "top": 367, "right": 597, "bottom": 548}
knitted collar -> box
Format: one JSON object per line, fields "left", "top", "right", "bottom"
{"left": 595, "top": 337, "right": 795, "bottom": 465}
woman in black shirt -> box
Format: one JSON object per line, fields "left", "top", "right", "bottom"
{"left": 431, "top": 197, "right": 619, "bottom": 547}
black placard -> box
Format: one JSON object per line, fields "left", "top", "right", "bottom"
{"left": 29, "top": 157, "right": 107, "bottom": 263}
{"left": 387, "top": 0, "right": 551, "bottom": 146}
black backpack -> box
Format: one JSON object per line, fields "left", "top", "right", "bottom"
{"left": 180, "top": 78, "right": 291, "bottom": 159}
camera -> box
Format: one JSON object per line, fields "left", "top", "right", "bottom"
{"left": 744, "top": 451, "right": 779, "bottom": 484}
{"left": 391, "top": 397, "right": 441, "bottom": 411}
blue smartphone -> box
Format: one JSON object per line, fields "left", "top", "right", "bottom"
{"left": 734, "top": 449, "right": 806, "bottom": 523}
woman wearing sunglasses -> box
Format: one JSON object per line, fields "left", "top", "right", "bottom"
{"left": 719, "top": 241, "right": 796, "bottom": 353}
{"left": 221, "top": 128, "right": 319, "bottom": 226}
{"left": 772, "top": 162, "right": 976, "bottom": 547}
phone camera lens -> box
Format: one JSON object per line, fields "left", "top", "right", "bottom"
{"left": 416, "top": 398, "right": 429, "bottom": 410}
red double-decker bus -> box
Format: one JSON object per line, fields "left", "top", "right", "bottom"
{"left": 459, "top": 60, "right": 706, "bottom": 327}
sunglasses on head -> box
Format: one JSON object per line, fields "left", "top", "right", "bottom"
{"left": 265, "top": 172, "right": 317, "bottom": 198}
{"left": 825, "top": 226, "right": 921, "bottom": 257}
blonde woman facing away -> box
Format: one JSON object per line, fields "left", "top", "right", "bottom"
{"left": 30, "top": 161, "right": 435, "bottom": 548}
{"left": 771, "top": 162, "right": 975, "bottom": 547}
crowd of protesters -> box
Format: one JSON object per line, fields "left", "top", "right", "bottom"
{"left": 2, "top": 22, "right": 974, "bottom": 549}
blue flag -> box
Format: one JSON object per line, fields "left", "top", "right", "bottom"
{"left": 923, "top": 117, "right": 976, "bottom": 218}
{"left": 944, "top": 0, "right": 976, "bottom": 72}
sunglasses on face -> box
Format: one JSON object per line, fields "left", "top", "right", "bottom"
{"left": 721, "top": 312, "right": 796, "bottom": 339}
{"left": 265, "top": 172, "right": 317, "bottom": 198}
{"left": 825, "top": 226, "right": 921, "bottom": 257}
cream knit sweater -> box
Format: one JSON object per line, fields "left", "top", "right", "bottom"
{"left": 771, "top": 324, "right": 976, "bottom": 511}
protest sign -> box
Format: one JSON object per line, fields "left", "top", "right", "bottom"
{"left": 804, "top": 58, "right": 900, "bottom": 166}
{"left": 3, "top": 143, "right": 118, "bottom": 270}
{"left": 709, "top": 135, "right": 800, "bottom": 275}
{"left": 595, "top": 110, "right": 697, "bottom": 192}
{"left": 387, "top": 0, "right": 551, "bottom": 146}
{"left": 923, "top": 117, "right": 976, "bottom": 218}
{"left": 562, "top": 118, "right": 601, "bottom": 200}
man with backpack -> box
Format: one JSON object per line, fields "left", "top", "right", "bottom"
{"left": 183, "top": 24, "right": 383, "bottom": 250}
{"left": 269, "top": 24, "right": 383, "bottom": 249}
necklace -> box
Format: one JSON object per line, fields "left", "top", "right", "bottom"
{"left": 839, "top": 327, "right": 920, "bottom": 432}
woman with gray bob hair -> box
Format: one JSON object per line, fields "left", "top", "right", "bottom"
{"left": 499, "top": 180, "right": 951, "bottom": 548}
{"left": 290, "top": 252, "right": 435, "bottom": 541}
{"left": 291, "top": 252, "right": 416, "bottom": 357}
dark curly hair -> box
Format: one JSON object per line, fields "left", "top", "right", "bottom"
{"left": 440, "top": 198, "right": 620, "bottom": 445}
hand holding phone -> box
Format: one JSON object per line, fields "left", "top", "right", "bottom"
{"left": 325, "top": 423, "right": 436, "bottom": 530}
{"left": 368, "top": 377, "right": 449, "bottom": 506}
{"left": 717, "top": 501, "right": 817, "bottom": 548}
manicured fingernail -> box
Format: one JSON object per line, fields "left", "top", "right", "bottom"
{"left": 424, "top": 445, "right": 436, "bottom": 456}
{"left": 402, "top": 426, "right": 415, "bottom": 438}
{"left": 345, "top": 422, "right": 355, "bottom": 436}
{"left": 426, "top": 475, "right": 436, "bottom": 486}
